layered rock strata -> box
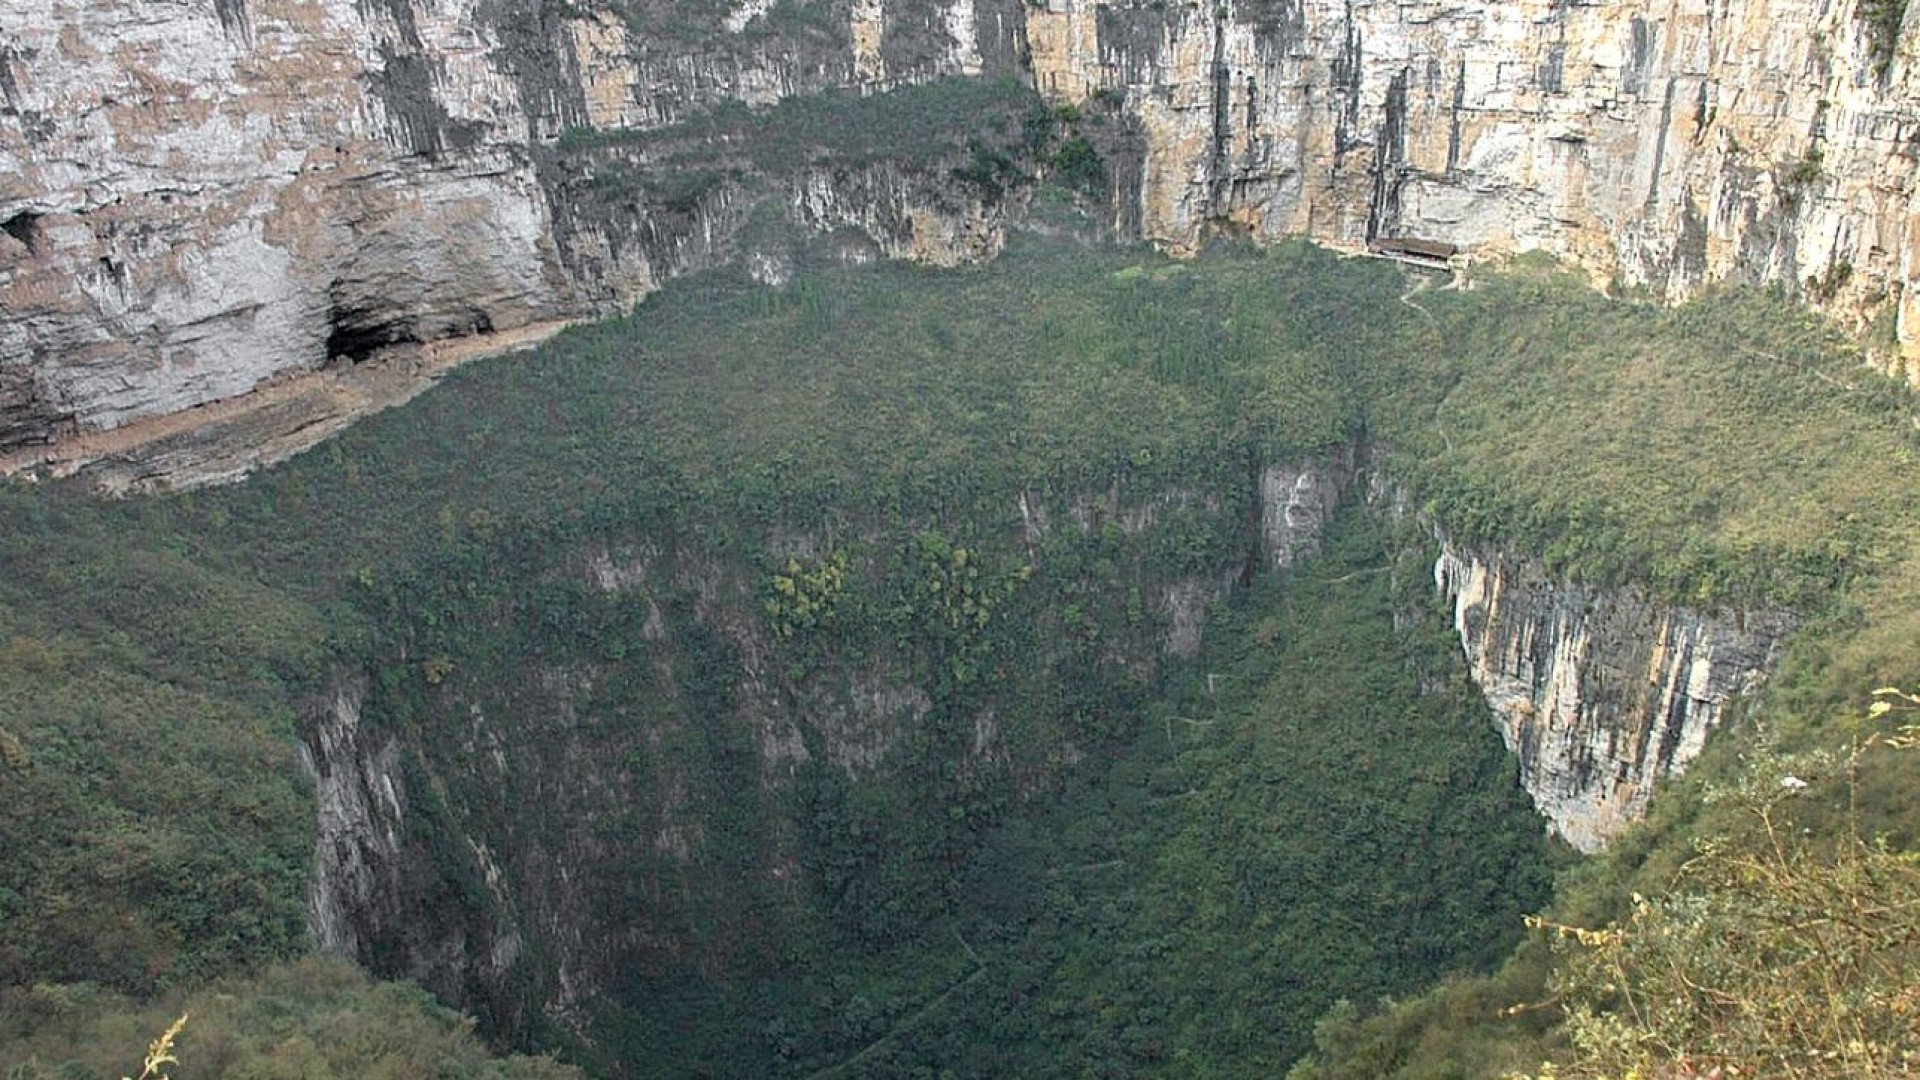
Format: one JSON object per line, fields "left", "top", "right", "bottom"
{"left": 1434, "top": 541, "right": 1797, "bottom": 851}
{"left": 1031, "top": 0, "right": 1920, "bottom": 373}
{"left": 0, "top": 0, "right": 1027, "bottom": 459}
{"left": 8, "top": 0, "right": 1920, "bottom": 470}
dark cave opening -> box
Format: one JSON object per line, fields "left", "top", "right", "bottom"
{"left": 2, "top": 210, "right": 44, "bottom": 255}
{"left": 325, "top": 294, "right": 420, "bottom": 363}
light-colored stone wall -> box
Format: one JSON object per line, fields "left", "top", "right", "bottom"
{"left": 1034, "top": 0, "right": 1920, "bottom": 371}
{"left": 0, "top": 0, "right": 1005, "bottom": 451}
{"left": 1433, "top": 541, "right": 1796, "bottom": 851}
{"left": 8, "top": 0, "right": 1918, "bottom": 454}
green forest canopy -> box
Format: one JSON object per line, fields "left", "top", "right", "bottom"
{"left": 4, "top": 239, "right": 1920, "bottom": 1075}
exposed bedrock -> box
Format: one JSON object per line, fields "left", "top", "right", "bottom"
{"left": 1433, "top": 542, "right": 1796, "bottom": 852}
{"left": 7, "top": 0, "right": 1920, "bottom": 457}
{"left": 0, "top": 0, "right": 1026, "bottom": 452}
{"left": 1031, "top": 0, "right": 1920, "bottom": 374}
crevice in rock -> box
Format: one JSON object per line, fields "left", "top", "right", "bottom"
{"left": 0, "top": 45, "right": 23, "bottom": 109}
{"left": 1445, "top": 62, "right": 1467, "bottom": 176}
{"left": 213, "top": 0, "right": 251, "bottom": 43}
{"left": 358, "top": 0, "right": 423, "bottom": 49}
{"left": 373, "top": 47, "right": 475, "bottom": 157}
{"left": 0, "top": 364, "right": 63, "bottom": 452}
{"left": 1207, "top": 9, "right": 1233, "bottom": 217}
{"left": 325, "top": 290, "right": 421, "bottom": 363}
{"left": 1330, "top": 0, "right": 1364, "bottom": 155}
{"left": 1366, "top": 68, "right": 1410, "bottom": 244}
{"left": 2, "top": 210, "right": 45, "bottom": 255}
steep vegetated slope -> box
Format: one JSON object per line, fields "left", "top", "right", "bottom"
{"left": 1293, "top": 262, "right": 1920, "bottom": 1078}
{"left": 5, "top": 239, "right": 1920, "bottom": 1076}
{"left": 4, "top": 241, "right": 1514, "bottom": 1075}
{"left": 1366, "top": 261, "right": 1920, "bottom": 789}
{"left": 880, "top": 508, "right": 1554, "bottom": 1076}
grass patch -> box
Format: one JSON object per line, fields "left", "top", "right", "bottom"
{"left": 0, "top": 956, "right": 580, "bottom": 1079}
{"left": 1366, "top": 261, "right": 1920, "bottom": 610}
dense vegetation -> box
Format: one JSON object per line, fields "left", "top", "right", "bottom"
{"left": 1, "top": 957, "right": 580, "bottom": 1079}
{"left": 1, "top": 240, "right": 1454, "bottom": 1075}
{"left": 1364, "top": 262, "right": 1920, "bottom": 611}
{"left": 556, "top": 76, "right": 1039, "bottom": 174}
{"left": 6, "top": 235, "right": 1920, "bottom": 1077}
{"left": 1293, "top": 264, "right": 1920, "bottom": 1078}
{"left": 549, "top": 75, "right": 1106, "bottom": 248}
{"left": 563, "top": 508, "right": 1555, "bottom": 1076}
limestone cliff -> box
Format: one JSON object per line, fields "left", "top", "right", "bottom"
{"left": 1433, "top": 540, "right": 1796, "bottom": 851}
{"left": 8, "top": 0, "right": 1920, "bottom": 471}
{"left": 0, "top": 0, "right": 1029, "bottom": 460}
{"left": 1030, "top": 0, "right": 1920, "bottom": 373}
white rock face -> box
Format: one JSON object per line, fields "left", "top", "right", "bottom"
{"left": 1258, "top": 450, "right": 1352, "bottom": 574}
{"left": 298, "top": 676, "right": 405, "bottom": 958}
{"left": 0, "top": 0, "right": 1013, "bottom": 455}
{"left": 1031, "top": 0, "right": 1920, "bottom": 370}
{"left": 0, "top": 0, "right": 563, "bottom": 442}
{"left": 9, "top": 0, "right": 1919, "bottom": 453}
{"left": 1433, "top": 541, "right": 1796, "bottom": 851}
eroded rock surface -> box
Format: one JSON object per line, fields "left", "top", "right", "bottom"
{"left": 0, "top": 0, "right": 1027, "bottom": 467}
{"left": 8, "top": 0, "right": 1920, "bottom": 474}
{"left": 1033, "top": 0, "right": 1920, "bottom": 372}
{"left": 1434, "top": 541, "right": 1796, "bottom": 851}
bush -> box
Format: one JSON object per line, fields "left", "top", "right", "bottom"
{"left": 0, "top": 956, "right": 582, "bottom": 1079}
{"left": 1511, "top": 728, "right": 1920, "bottom": 1079}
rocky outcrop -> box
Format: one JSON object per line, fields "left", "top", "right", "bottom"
{"left": 10, "top": 0, "right": 1920, "bottom": 471}
{"left": 1259, "top": 447, "right": 1354, "bottom": 574}
{"left": 0, "top": 0, "right": 564, "bottom": 445}
{"left": 1030, "top": 0, "right": 1920, "bottom": 371}
{"left": 1434, "top": 541, "right": 1796, "bottom": 851}
{"left": 298, "top": 675, "right": 408, "bottom": 963}
{"left": 0, "top": 0, "right": 1029, "bottom": 462}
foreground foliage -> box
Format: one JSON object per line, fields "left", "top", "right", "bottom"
{"left": 0, "top": 956, "right": 580, "bottom": 1079}
{"left": 1518, "top": 738, "right": 1920, "bottom": 1080}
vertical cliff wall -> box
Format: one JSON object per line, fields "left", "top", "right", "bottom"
{"left": 8, "top": 0, "right": 1920, "bottom": 459}
{"left": 1433, "top": 541, "right": 1797, "bottom": 851}
{"left": 1, "top": 0, "right": 563, "bottom": 443}
{"left": 0, "top": 0, "right": 1029, "bottom": 455}
{"left": 11, "top": 0, "right": 1920, "bottom": 463}
{"left": 1030, "top": 0, "right": 1920, "bottom": 371}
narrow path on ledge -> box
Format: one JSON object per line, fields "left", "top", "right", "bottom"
{"left": 0, "top": 319, "right": 573, "bottom": 493}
